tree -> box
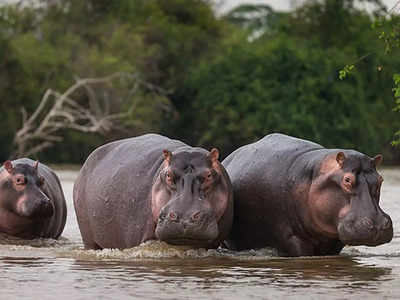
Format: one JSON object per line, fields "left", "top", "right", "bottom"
{"left": 338, "top": 2, "right": 400, "bottom": 147}
{"left": 174, "top": 0, "right": 400, "bottom": 162}
{"left": 376, "top": 10, "right": 400, "bottom": 146}
{"left": 0, "top": 0, "right": 227, "bottom": 162}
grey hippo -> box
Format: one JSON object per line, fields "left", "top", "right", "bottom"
{"left": 73, "top": 134, "right": 233, "bottom": 250}
{"left": 222, "top": 133, "right": 393, "bottom": 256}
{"left": 0, "top": 158, "right": 67, "bottom": 239}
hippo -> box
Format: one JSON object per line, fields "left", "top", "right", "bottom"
{"left": 0, "top": 158, "right": 67, "bottom": 239}
{"left": 73, "top": 134, "right": 233, "bottom": 250}
{"left": 222, "top": 133, "right": 393, "bottom": 256}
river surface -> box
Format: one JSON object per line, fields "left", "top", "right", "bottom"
{"left": 1, "top": 167, "right": 399, "bottom": 299}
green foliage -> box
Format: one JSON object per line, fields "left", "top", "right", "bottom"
{"left": 392, "top": 73, "right": 400, "bottom": 146}
{"left": 339, "top": 64, "right": 355, "bottom": 80}
{"left": 1, "top": 0, "right": 400, "bottom": 164}
{"left": 394, "top": 73, "right": 400, "bottom": 97}
{"left": 0, "top": 0, "right": 224, "bottom": 163}
{"left": 371, "top": 12, "right": 400, "bottom": 147}
{"left": 374, "top": 16, "right": 400, "bottom": 53}
{"left": 174, "top": 0, "right": 400, "bottom": 162}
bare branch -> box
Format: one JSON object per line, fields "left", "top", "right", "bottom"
{"left": 21, "top": 107, "right": 28, "bottom": 124}
{"left": 12, "top": 72, "right": 168, "bottom": 158}
{"left": 75, "top": 75, "right": 102, "bottom": 117}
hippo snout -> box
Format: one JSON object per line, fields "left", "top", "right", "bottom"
{"left": 338, "top": 214, "right": 393, "bottom": 246}
{"left": 31, "top": 198, "right": 54, "bottom": 218}
{"left": 155, "top": 209, "right": 219, "bottom": 247}
{"left": 20, "top": 195, "right": 54, "bottom": 219}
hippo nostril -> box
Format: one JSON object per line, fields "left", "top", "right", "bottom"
{"left": 360, "top": 217, "right": 374, "bottom": 231}
{"left": 191, "top": 211, "right": 202, "bottom": 223}
{"left": 169, "top": 212, "right": 178, "bottom": 221}
{"left": 32, "top": 199, "right": 54, "bottom": 218}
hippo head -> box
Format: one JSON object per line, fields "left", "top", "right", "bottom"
{"left": 152, "top": 148, "right": 232, "bottom": 248}
{"left": 0, "top": 160, "right": 54, "bottom": 220}
{"left": 309, "top": 151, "right": 393, "bottom": 247}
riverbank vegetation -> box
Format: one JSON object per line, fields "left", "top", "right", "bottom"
{"left": 1, "top": 0, "right": 399, "bottom": 163}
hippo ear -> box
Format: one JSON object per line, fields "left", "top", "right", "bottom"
{"left": 336, "top": 152, "right": 346, "bottom": 168}
{"left": 373, "top": 154, "right": 383, "bottom": 167}
{"left": 34, "top": 160, "right": 39, "bottom": 171}
{"left": 208, "top": 148, "right": 219, "bottom": 163}
{"left": 3, "top": 160, "right": 14, "bottom": 174}
{"left": 162, "top": 150, "right": 172, "bottom": 165}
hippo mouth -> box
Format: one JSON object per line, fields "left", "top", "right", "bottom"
{"left": 339, "top": 231, "right": 393, "bottom": 247}
{"left": 155, "top": 216, "right": 219, "bottom": 248}
{"left": 337, "top": 217, "right": 393, "bottom": 247}
{"left": 165, "top": 237, "right": 215, "bottom": 247}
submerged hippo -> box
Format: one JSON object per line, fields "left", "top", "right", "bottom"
{"left": 73, "top": 134, "right": 233, "bottom": 250}
{"left": 0, "top": 158, "right": 67, "bottom": 239}
{"left": 222, "top": 133, "right": 393, "bottom": 256}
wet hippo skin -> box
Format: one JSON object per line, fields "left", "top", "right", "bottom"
{"left": 0, "top": 158, "right": 67, "bottom": 239}
{"left": 222, "top": 133, "right": 393, "bottom": 256}
{"left": 73, "top": 134, "right": 233, "bottom": 250}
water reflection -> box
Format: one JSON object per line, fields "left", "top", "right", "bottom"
{"left": 266, "top": 256, "right": 391, "bottom": 280}
{"left": 65, "top": 255, "right": 392, "bottom": 290}
{"left": 1, "top": 257, "right": 55, "bottom": 270}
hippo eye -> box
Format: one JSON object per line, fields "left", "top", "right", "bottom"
{"left": 200, "top": 171, "right": 213, "bottom": 185}
{"left": 165, "top": 171, "right": 175, "bottom": 185}
{"left": 343, "top": 174, "right": 355, "bottom": 184}
{"left": 342, "top": 176, "right": 354, "bottom": 191}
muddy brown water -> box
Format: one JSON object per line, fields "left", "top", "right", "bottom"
{"left": 1, "top": 168, "right": 399, "bottom": 299}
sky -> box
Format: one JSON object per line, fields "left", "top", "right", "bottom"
{"left": 216, "top": 0, "right": 400, "bottom": 13}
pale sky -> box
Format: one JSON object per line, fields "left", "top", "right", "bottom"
{"left": 216, "top": 0, "right": 400, "bottom": 13}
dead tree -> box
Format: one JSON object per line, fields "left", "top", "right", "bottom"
{"left": 12, "top": 72, "right": 168, "bottom": 158}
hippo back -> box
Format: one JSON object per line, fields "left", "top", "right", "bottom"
{"left": 223, "top": 134, "right": 325, "bottom": 199}
{"left": 224, "top": 133, "right": 323, "bottom": 179}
